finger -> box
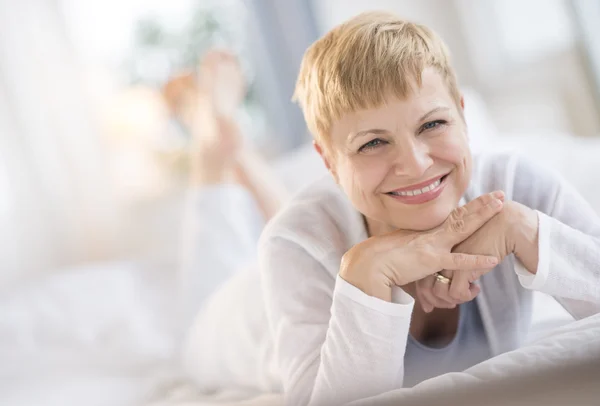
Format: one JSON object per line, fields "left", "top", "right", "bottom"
{"left": 461, "top": 191, "right": 505, "bottom": 214}
{"left": 432, "top": 277, "right": 458, "bottom": 306}
{"left": 420, "top": 277, "right": 456, "bottom": 309}
{"left": 415, "top": 277, "right": 436, "bottom": 313}
{"left": 417, "top": 291, "right": 435, "bottom": 313}
{"left": 441, "top": 253, "right": 499, "bottom": 271}
{"left": 448, "top": 268, "right": 487, "bottom": 302}
{"left": 439, "top": 270, "right": 462, "bottom": 304}
{"left": 417, "top": 277, "right": 453, "bottom": 312}
{"left": 448, "top": 269, "right": 476, "bottom": 302}
{"left": 440, "top": 269, "right": 454, "bottom": 279}
{"left": 421, "top": 288, "right": 455, "bottom": 310}
{"left": 470, "top": 283, "right": 481, "bottom": 297}
{"left": 449, "top": 198, "right": 503, "bottom": 243}
{"left": 444, "top": 192, "right": 504, "bottom": 245}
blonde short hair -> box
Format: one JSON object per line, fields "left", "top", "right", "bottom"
{"left": 293, "top": 11, "right": 462, "bottom": 146}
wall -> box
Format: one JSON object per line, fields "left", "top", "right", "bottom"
{"left": 310, "top": 0, "right": 600, "bottom": 138}
{"left": 310, "top": 0, "right": 478, "bottom": 88}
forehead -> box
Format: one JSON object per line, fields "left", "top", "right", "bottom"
{"left": 330, "top": 69, "right": 454, "bottom": 139}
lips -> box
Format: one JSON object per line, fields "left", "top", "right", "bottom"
{"left": 385, "top": 173, "right": 450, "bottom": 205}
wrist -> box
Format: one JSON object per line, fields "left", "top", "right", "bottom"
{"left": 340, "top": 244, "right": 393, "bottom": 302}
{"left": 505, "top": 201, "right": 539, "bottom": 261}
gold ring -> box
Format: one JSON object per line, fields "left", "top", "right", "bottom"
{"left": 434, "top": 272, "right": 452, "bottom": 284}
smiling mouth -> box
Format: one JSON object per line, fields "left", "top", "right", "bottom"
{"left": 386, "top": 174, "right": 450, "bottom": 197}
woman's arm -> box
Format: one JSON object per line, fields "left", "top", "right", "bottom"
{"left": 511, "top": 156, "right": 600, "bottom": 317}
{"left": 259, "top": 194, "right": 502, "bottom": 405}
{"left": 260, "top": 236, "right": 414, "bottom": 406}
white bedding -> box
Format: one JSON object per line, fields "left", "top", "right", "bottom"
{"left": 0, "top": 262, "right": 178, "bottom": 406}
{"left": 0, "top": 260, "right": 591, "bottom": 406}
{"left": 351, "top": 313, "right": 600, "bottom": 405}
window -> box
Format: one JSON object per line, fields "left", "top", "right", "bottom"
{"left": 572, "top": 0, "right": 600, "bottom": 109}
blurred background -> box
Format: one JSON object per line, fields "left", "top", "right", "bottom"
{"left": 1, "top": 0, "right": 600, "bottom": 283}
{"left": 2, "top": 0, "right": 600, "bottom": 404}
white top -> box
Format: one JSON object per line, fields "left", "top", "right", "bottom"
{"left": 257, "top": 152, "right": 600, "bottom": 405}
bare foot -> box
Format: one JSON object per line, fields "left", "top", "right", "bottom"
{"left": 162, "top": 71, "right": 196, "bottom": 119}
{"left": 189, "top": 50, "right": 247, "bottom": 184}
{"left": 196, "top": 49, "right": 246, "bottom": 117}
{"left": 162, "top": 49, "right": 248, "bottom": 185}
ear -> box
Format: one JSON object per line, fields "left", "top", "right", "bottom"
{"left": 459, "top": 94, "right": 469, "bottom": 139}
{"left": 313, "top": 140, "right": 339, "bottom": 182}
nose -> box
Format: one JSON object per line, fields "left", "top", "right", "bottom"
{"left": 392, "top": 139, "right": 434, "bottom": 179}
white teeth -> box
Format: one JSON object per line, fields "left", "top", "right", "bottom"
{"left": 390, "top": 177, "right": 443, "bottom": 197}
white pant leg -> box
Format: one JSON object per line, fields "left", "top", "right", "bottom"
{"left": 178, "top": 185, "right": 276, "bottom": 394}
{"left": 178, "top": 184, "right": 265, "bottom": 331}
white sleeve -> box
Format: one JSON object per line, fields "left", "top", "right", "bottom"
{"left": 511, "top": 157, "right": 600, "bottom": 318}
{"left": 260, "top": 236, "right": 414, "bottom": 406}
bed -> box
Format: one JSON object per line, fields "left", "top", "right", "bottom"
{"left": 0, "top": 258, "right": 588, "bottom": 406}
{"left": 2, "top": 92, "right": 600, "bottom": 404}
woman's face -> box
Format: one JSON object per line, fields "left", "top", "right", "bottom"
{"left": 318, "top": 68, "right": 472, "bottom": 234}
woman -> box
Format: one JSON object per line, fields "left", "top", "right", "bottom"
{"left": 257, "top": 11, "right": 600, "bottom": 405}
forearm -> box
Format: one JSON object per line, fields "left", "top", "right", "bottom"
{"left": 262, "top": 236, "right": 414, "bottom": 404}
{"left": 510, "top": 203, "right": 600, "bottom": 307}
{"left": 305, "top": 278, "right": 413, "bottom": 405}
{"left": 508, "top": 155, "right": 600, "bottom": 311}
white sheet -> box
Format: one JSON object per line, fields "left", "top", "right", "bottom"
{"left": 0, "top": 260, "right": 591, "bottom": 406}
{"left": 0, "top": 262, "right": 282, "bottom": 406}
{"left": 0, "top": 262, "right": 178, "bottom": 406}
{"left": 351, "top": 313, "right": 600, "bottom": 405}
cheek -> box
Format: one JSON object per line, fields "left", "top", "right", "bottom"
{"left": 429, "top": 130, "right": 472, "bottom": 197}
{"left": 429, "top": 129, "right": 470, "bottom": 165}
{"left": 338, "top": 156, "right": 390, "bottom": 197}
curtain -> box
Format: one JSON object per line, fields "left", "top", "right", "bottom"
{"left": 0, "top": 0, "right": 121, "bottom": 285}
{"left": 245, "top": 0, "right": 319, "bottom": 152}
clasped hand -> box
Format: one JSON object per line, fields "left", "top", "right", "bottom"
{"left": 340, "top": 191, "right": 512, "bottom": 309}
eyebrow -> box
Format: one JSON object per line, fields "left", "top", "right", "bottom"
{"left": 349, "top": 128, "right": 389, "bottom": 143}
{"left": 348, "top": 106, "right": 451, "bottom": 143}
{"left": 419, "top": 106, "right": 450, "bottom": 123}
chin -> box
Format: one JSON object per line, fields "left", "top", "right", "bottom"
{"left": 387, "top": 209, "right": 448, "bottom": 231}
{"left": 388, "top": 193, "right": 460, "bottom": 231}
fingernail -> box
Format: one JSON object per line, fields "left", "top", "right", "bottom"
{"left": 492, "top": 190, "right": 504, "bottom": 198}
{"left": 492, "top": 199, "right": 502, "bottom": 208}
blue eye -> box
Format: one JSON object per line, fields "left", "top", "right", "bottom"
{"left": 421, "top": 120, "right": 447, "bottom": 132}
{"left": 359, "top": 138, "right": 386, "bottom": 152}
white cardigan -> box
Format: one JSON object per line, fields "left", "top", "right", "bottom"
{"left": 257, "top": 152, "right": 600, "bottom": 405}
